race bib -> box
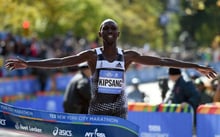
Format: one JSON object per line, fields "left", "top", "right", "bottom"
{"left": 98, "top": 70, "right": 124, "bottom": 94}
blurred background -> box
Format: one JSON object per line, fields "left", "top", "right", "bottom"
{"left": 0, "top": 0, "right": 220, "bottom": 112}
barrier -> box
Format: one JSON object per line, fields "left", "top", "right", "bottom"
{"left": 10, "top": 94, "right": 64, "bottom": 112}
{"left": 128, "top": 103, "right": 194, "bottom": 137}
{"left": 196, "top": 103, "right": 220, "bottom": 137}
{"left": 0, "top": 73, "right": 73, "bottom": 97}
{"left": 0, "top": 102, "right": 139, "bottom": 137}
{"left": 55, "top": 74, "right": 73, "bottom": 91}
{"left": 0, "top": 77, "right": 40, "bottom": 96}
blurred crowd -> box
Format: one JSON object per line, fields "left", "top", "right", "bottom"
{"left": 1, "top": 30, "right": 220, "bottom": 77}
{"left": 0, "top": 31, "right": 99, "bottom": 77}
{"left": 0, "top": 31, "right": 100, "bottom": 91}
{"left": 1, "top": 31, "right": 220, "bottom": 104}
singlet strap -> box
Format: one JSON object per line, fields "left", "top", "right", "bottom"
{"left": 117, "top": 48, "right": 123, "bottom": 55}
{"left": 95, "top": 47, "right": 123, "bottom": 55}
{"left": 95, "top": 48, "right": 102, "bottom": 55}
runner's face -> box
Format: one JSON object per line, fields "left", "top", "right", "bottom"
{"left": 99, "top": 21, "right": 119, "bottom": 44}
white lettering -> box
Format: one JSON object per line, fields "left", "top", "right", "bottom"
{"left": 0, "top": 105, "right": 33, "bottom": 116}
{"left": 67, "top": 115, "right": 78, "bottom": 121}
{"left": 29, "top": 125, "right": 42, "bottom": 133}
{"left": 98, "top": 78, "right": 123, "bottom": 88}
{"left": 85, "top": 128, "right": 106, "bottom": 137}
{"left": 52, "top": 127, "right": 72, "bottom": 137}
{"left": 85, "top": 132, "right": 93, "bottom": 137}
{"left": 49, "top": 113, "right": 57, "bottom": 119}
{"left": 14, "top": 123, "right": 42, "bottom": 133}
{"left": 53, "top": 127, "right": 59, "bottom": 136}
{"left": 20, "top": 124, "right": 28, "bottom": 130}
{"left": 0, "top": 119, "right": 6, "bottom": 126}
{"left": 89, "top": 116, "right": 118, "bottom": 123}
{"left": 141, "top": 132, "right": 169, "bottom": 137}
{"left": 79, "top": 116, "right": 89, "bottom": 121}
{"left": 148, "top": 125, "right": 161, "bottom": 132}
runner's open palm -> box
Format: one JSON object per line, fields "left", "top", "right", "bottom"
{"left": 196, "top": 66, "right": 217, "bottom": 79}
{"left": 5, "top": 58, "right": 27, "bottom": 71}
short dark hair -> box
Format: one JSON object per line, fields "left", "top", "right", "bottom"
{"left": 168, "top": 68, "right": 181, "bottom": 75}
{"left": 99, "top": 19, "right": 117, "bottom": 31}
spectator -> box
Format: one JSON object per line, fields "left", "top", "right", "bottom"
{"left": 194, "top": 78, "right": 213, "bottom": 104}
{"left": 158, "top": 77, "right": 169, "bottom": 100}
{"left": 164, "top": 68, "right": 200, "bottom": 110}
{"left": 213, "top": 77, "right": 220, "bottom": 102}
{"left": 164, "top": 68, "right": 200, "bottom": 126}
{"left": 63, "top": 62, "right": 91, "bottom": 114}
{"left": 127, "top": 77, "right": 145, "bottom": 102}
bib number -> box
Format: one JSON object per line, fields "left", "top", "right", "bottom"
{"left": 98, "top": 70, "right": 124, "bottom": 94}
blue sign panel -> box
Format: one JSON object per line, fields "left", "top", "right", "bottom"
{"left": 128, "top": 111, "right": 192, "bottom": 137}
{"left": 197, "top": 114, "right": 220, "bottom": 137}
{"left": 196, "top": 104, "right": 220, "bottom": 137}
{"left": 128, "top": 103, "right": 193, "bottom": 137}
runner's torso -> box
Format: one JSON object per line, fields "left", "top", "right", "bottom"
{"left": 89, "top": 47, "right": 127, "bottom": 118}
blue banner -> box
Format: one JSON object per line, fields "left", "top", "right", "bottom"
{"left": 0, "top": 102, "right": 139, "bottom": 137}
